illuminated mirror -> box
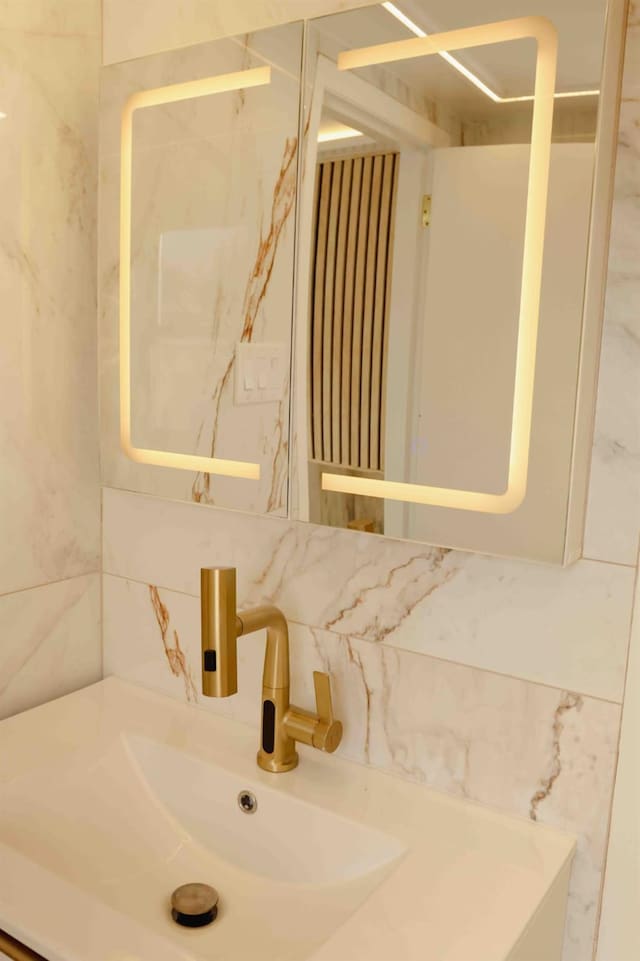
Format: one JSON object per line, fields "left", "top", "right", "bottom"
{"left": 100, "top": 24, "right": 303, "bottom": 513}
{"left": 292, "top": 0, "right": 618, "bottom": 562}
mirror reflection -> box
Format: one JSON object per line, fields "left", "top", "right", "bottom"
{"left": 293, "top": 1, "right": 605, "bottom": 555}
{"left": 102, "top": 24, "right": 303, "bottom": 513}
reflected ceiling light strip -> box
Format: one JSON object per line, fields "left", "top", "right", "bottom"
{"left": 381, "top": 1, "right": 501, "bottom": 100}
{"left": 318, "top": 123, "right": 364, "bottom": 143}
{"left": 381, "top": 2, "right": 599, "bottom": 103}
{"left": 501, "top": 88, "right": 600, "bottom": 103}
{"left": 119, "top": 66, "right": 272, "bottom": 479}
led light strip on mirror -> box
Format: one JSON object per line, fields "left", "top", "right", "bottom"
{"left": 119, "top": 65, "right": 272, "bottom": 480}
{"left": 322, "top": 18, "right": 557, "bottom": 514}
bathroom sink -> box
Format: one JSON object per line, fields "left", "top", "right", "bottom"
{"left": 0, "top": 678, "right": 575, "bottom": 961}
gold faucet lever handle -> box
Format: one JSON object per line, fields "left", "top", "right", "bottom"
{"left": 313, "top": 671, "right": 335, "bottom": 722}
{"left": 311, "top": 672, "right": 343, "bottom": 753}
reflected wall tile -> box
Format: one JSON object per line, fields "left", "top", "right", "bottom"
{"left": 98, "top": 28, "right": 301, "bottom": 516}
{"left": 101, "top": 574, "right": 619, "bottom": 961}
{"left": 0, "top": 575, "right": 101, "bottom": 722}
{"left": 103, "top": 487, "right": 634, "bottom": 701}
{"left": 102, "top": 0, "right": 377, "bottom": 64}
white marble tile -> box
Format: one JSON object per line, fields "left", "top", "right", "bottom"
{"left": 0, "top": 15, "right": 101, "bottom": 595}
{"left": 0, "top": 575, "right": 101, "bottom": 722}
{"left": 583, "top": 11, "right": 640, "bottom": 567}
{"left": 102, "top": 574, "right": 620, "bottom": 961}
{"left": 103, "top": 487, "right": 634, "bottom": 701}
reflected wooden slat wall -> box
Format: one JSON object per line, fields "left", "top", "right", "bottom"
{"left": 309, "top": 152, "right": 398, "bottom": 472}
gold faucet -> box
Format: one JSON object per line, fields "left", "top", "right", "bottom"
{"left": 201, "top": 567, "right": 343, "bottom": 773}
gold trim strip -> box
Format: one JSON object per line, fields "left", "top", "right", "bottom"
{"left": 0, "top": 929, "right": 47, "bottom": 961}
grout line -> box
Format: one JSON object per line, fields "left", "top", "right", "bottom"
{"left": 290, "top": 619, "right": 627, "bottom": 708}
{"left": 581, "top": 553, "right": 638, "bottom": 570}
{"left": 102, "top": 487, "right": 638, "bottom": 571}
{"left": 102, "top": 569, "right": 627, "bottom": 707}
{"left": 0, "top": 572, "right": 99, "bottom": 603}
{"left": 99, "top": 488, "right": 105, "bottom": 680}
{"left": 103, "top": 570, "right": 199, "bottom": 599}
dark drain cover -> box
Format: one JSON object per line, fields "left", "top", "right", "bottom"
{"left": 171, "top": 882, "right": 219, "bottom": 928}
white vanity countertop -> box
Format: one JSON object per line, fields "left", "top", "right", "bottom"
{"left": 0, "top": 678, "right": 575, "bottom": 961}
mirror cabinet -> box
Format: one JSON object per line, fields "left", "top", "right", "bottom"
{"left": 101, "top": 0, "right": 624, "bottom": 563}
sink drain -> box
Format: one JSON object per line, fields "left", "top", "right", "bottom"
{"left": 171, "top": 882, "right": 219, "bottom": 928}
{"left": 237, "top": 790, "right": 258, "bottom": 814}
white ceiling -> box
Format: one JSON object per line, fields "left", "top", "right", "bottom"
{"left": 312, "top": 0, "right": 606, "bottom": 112}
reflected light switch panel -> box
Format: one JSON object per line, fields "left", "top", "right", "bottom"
{"left": 235, "top": 342, "right": 286, "bottom": 405}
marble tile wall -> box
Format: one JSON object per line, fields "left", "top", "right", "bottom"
{"left": 102, "top": 486, "right": 630, "bottom": 961}
{"left": 99, "top": 1, "right": 640, "bottom": 960}
{"left": 0, "top": 0, "right": 102, "bottom": 718}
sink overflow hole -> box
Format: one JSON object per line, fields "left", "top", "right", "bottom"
{"left": 237, "top": 790, "right": 258, "bottom": 814}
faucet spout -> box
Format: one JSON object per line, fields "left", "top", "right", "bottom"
{"left": 236, "top": 605, "right": 290, "bottom": 691}
{"left": 200, "top": 567, "right": 240, "bottom": 697}
{"left": 201, "top": 567, "right": 342, "bottom": 773}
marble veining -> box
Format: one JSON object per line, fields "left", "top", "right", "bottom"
{"left": 321, "top": 547, "right": 456, "bottom": 640}
{"left": 191, "top": 135, "right": 298, "bottom": 507}
{"left": 529, "top": 692, "right": 583, "bottom": 822}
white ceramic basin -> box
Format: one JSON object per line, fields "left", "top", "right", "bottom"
{"left": 0, "top": 678, "right": 575, "bottom": 961}
{"left": 126, "top": 734, "right": 403, "bottom": 884}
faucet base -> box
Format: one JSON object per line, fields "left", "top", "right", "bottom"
{"left": 257, "top": 751, "right": 299, "bottom": 774}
